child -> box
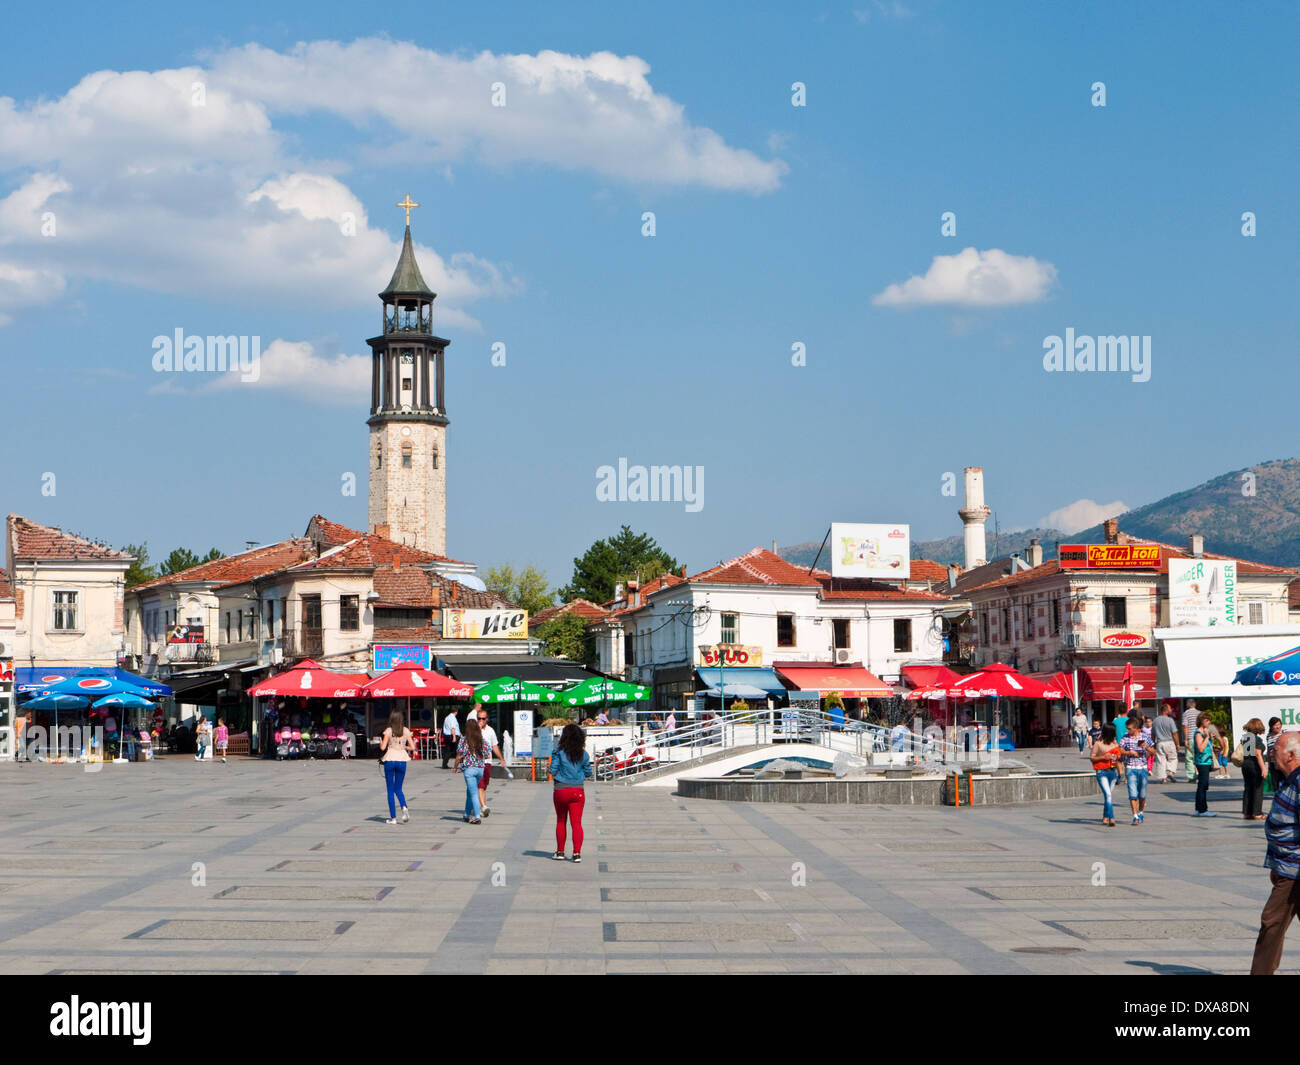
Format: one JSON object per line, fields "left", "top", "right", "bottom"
{"left": 215, "top": 717, "right": 229, "bottom": 763}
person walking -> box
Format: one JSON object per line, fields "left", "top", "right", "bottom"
{"left": 1141, "top": 715, "right": 1155, "bottom": 774}
{"left": 1210, "top": 721, "right": 1230, "bottom": 780}
{"left": 1087, "top": 715, "right": 1102, "bottom": 745}
{"left": 1192, "top": 712, "right": 1217, "bottom": 817}
{"left": 214, "top": 717, "right": 229, "bottom": 764}
{"left": 1071, "top": 709, "right": 1089, "bottom": 754}
{"left": 467, "top": 708, "right": 513, "bottom": 817}
{"left": 1183, "top": 700, "right": 1201, "bottom": 783}
{"left": 455, "top": 718, "right": 487, "bottom": 824}
{"left": 1266, "top": 717, "right": 1285, "bottom": 794}
{"left": 194, "top": 716, "right": 212, "bottom": 762}
{"left": 379, "top": 709, "right": 414, "bottom": 826}
{"left": 1249, "top": 732, "right": 1300, "bottom": 975}
{"left": 1151, "top": 704, "right": 1181, "bottom": 784}
{"left": 1241, "top": 718, "right": 1268, "bottom": 821}
{"left": 441, "top": 708, "right": 461, "bottom": 770}
{"left": 1119, "top": 717, "right": 1156, "bottom": 825}
{"left": 549, "top": 723, "right": 593, "bottom": 862}
{"left": 1090, "top": 724, "right": 1122, "bottom": 827}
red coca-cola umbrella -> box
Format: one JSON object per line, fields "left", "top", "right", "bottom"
{"left": 947, "top": 663, "right": 1051, "bottom": 700}
{"left": 360, "top": 662, "right": 473, "bottom": 700}
{"left": 246, "top": 660, "right": 366, "bottom": 699}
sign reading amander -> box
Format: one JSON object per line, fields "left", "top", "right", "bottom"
{"left": 442, "top": 608, "right": 529, "bottom": 640}
{"left": 1058, "top": 544, "right": 1161, "bottom": 569}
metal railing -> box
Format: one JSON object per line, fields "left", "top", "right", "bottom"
{"left": 591, "top": 709, "right": 1019, "bottom": 783}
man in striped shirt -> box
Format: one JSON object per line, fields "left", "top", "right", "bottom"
{"left": 1251, "top": 732, "right": 1300, "bottom": 975}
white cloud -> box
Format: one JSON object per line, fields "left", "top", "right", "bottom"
{"left": 207, "top": 339, "right": 369, "bottom": 404}
{"left": 0, "top": 41, "right": 782, "bottom": 324}
{"left": 854, "top": 2, "right": 915, "bottom": 22}
{"left": 1040, "top": 498, "right": 1127, "bottom": 535}
{"left": 872, "top": 247, "right": 1057, "bottom": 308}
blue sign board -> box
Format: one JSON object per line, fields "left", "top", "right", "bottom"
{"left": 372, "top": 644, "right": 432, "bottom": 672}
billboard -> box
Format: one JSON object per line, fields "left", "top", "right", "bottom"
{"left": 830, "top": 523, "right": 910, "bottom": 579}
{"left": 1169, "top": 559, "right": 1237, "bottom": 627}
{"left": 167, "top": 624, "right": 205, "bottom": 644}
{"left": 373, "top": 643, "right": 432, "bottom": 672}
{"left": 698, "top": 645, "right": 763, "bottom": 667}
{"left": 1058, "top": 544, "right": 1161, "bottom": 569}
{"left": 441, "top": 608, "right": 529, "bottom": 640}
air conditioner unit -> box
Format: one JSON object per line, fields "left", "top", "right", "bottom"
{"left": 148, "top": 641, "right": 161, "bottom": 655}
{"left": 1063, "top": 634, "right": 1081, "bottom": 649}
{"left": 0, "top": 640, "right": 8, "bottom": 657}
{"left": 271, "top": 648, "right": 284, "bottom": 664}
{"left": 833, "top": 648, "right": 853, "bottom": 665}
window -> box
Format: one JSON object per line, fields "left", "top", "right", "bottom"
{"left": 374, "top": 607, "right": 430, "bottom": 629}
{"left": 431, "top": 446, "right": 439, "bottom": 469}
{"left": 401, "top": 377, "right": 412, "bottom": 392}
{"left": 1103, "top": 596, "right": 1126, "bottom": 626}
{"left": 237, "top": 612, "right": 244, "bottom": 642}
{"left": 1248, "top": 601, "right": 1264, "bottom": 625}
{"left": 303, "top": 595, "right": 322, "bottom": 629}
{"left": 375, "top": 445, "right": 382, "bottom": 469}
{"left": 1051, "top": 599, "right": 1060, "bottom": 635}
{"left": 832, "top": 618, "right": 850, "bottom": 650}
{"left": 1000, "top": 608, "right": 1009, "bottom": 642}
{"left": 720, "top": 613, "right": 737, "bottom": 644}
{"left": 625, "top": 631, "right": 636, "bottom": 666}
{"left": 777, "top": 613, "right": 796, "bottom": 647}
{"left": 52, "top": 590, "right": 78, "bottom": 631}
{"left": 401, "top": 443, "right": 412, "bottom": 468}
{"left": 265, "top": 600, "right": 275, "bottom": 638}
{"left": 1024, "top": 603, "right": 1035, "bottom": 639}
{"left": 249, "top": 611, "right": 258, "bottom": 641}
{"left": 893, "top": 618, "right": 911, "bottom": 653}
{"left": 225, "top": 612, "right": 232, "bottom": 643}
{"left": 340, "top": 595, "right": 360, "bottom": 631}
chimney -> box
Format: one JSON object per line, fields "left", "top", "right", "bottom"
{"left": 614, "top": 582, "right": 624, "bottom": 601}
{"left": 680, "top": 565, "right": 687, "bottom": 578}
{"left": 1189, "top": 534, "right": 1204, "bottom": 558}
{"left": 947, "top": 564, "right": 960, "bottom": 590}
{"left": 375, "top": 523, "right": 391, "bottom": 540}
{"left": 1103, "top": 518, "right": 1119, "bottom": 544}
{"left": 772, "top": 539, "right": 778, "bottom": 553}
{"left": 628, "top": 579, "right": 641, "bottom": 608}
{"left": 958, "top": 467, "right": 991, "bottom": 570}
{"left": 393, "top": 556, "right": 401, "bottom": 572}
{"left": 1026, "top": 538, "right": 1043, "bottom": 568}
{"left": 451, "top": 581, "right": 458, "bottom": 601}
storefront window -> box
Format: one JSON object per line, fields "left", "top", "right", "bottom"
{"left": 1103, "top": 596, "right": 1126, "bottom": 626}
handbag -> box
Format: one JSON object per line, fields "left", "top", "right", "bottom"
{"left": 1229, "top": 740, "right": 1245, "bottom": 768}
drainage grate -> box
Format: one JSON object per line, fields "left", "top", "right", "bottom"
{"left": 604, "top": 921, "right": 798, "bottom": 942}
{"left": 215, "top": 885, "right": 394, "bottom": 901}
{"left": 970, "top": 884, "right": 1149, "bottom": 901}
{"left": 922, "top": 860, "right": 1070, "bottom": 874}
{"left": 269, "top": 860, "right": 421, "bottom": 873}
{"left": 601, "top": 888, "right": 762, "bottom": 903}
{"left": 1012, "top": 946, "right": 1083, "bottom": 955}
{"left": 1045, "top": 919, "right": 1250, "bottom": 941}
{"left": 127, "top": 919, "right": 355, "bottom": 941}
{"left": 599, "top": 862, "right": 743, "bottom": 874}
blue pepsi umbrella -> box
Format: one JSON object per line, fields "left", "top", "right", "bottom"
{"left": 92, "top": 692, "right": 155, "bottom": 710}
{"left": 23, "top": 692, "right": 90, "bottom": 711}
{"left": 44, "top": 675, "right": 151, "bottom": 699}
{"left": 1233, "top": 646, "right": 1300, "bottom": 686}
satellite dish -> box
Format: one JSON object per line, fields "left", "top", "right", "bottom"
{"left": 455, "top": 574, "right": 488, "bottom": 592}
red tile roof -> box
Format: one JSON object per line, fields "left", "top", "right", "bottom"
{"left": 689, "top": 548, "right": 823, "bottom": 587}
{"left": 305, "top": 515, "right": 469, "bottom": 564}
{"left": 434, "top": 575, "right": 515, "bottom": 610}
{"left": 7, "top": 514, "right": 132, "bottom": 563}
{"left": 908, "top": 559, "right": 950, "bottom": 584}
{"left": 817, "top": 577, "right": 951, "bottom": 602}
{"left": 963, "top": 538, "right": 1298, "bottom": 595}
{"left": 373, "top": 565, "right": 437, "bottom": 607}
{"left": 133, "top": 539, "right": 314, "bottom": 591}
{"left": 530, "top": 599, "right": 610, "bottom": 629}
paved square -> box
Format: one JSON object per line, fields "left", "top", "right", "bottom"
{"left": 0, "top": 753, "right": 1292, "bottom": 975}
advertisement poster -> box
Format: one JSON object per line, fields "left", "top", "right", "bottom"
{"left": 513, "top": 709, "right": 533, "bottom": 757}
{"left": 830, "top": 523, "right": 910, "bottom": 579}
{"left": 1058, "top": 544, "right": 1161, "bottom": 569}
{"left": 441, "top": 608, "right": 529, "bottom": 640}
{"left": 167, "top": 624, "right": 204, "bottom": 644}
{"left": 373, "top": 644, "right": 432, "bottom": 671}
{"left": 1169, "top": 559, "right": 1237, "bottom": 627}
{"left": 699, "top": 645, "right": 763, "bottom": 667}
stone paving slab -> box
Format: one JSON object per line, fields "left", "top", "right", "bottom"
{"left": 0, "top": 754, "right": 1294, "bottom": 975}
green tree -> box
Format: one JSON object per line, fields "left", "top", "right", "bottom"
{"left": 558, "top": 525, "right": 680, "bottom": 603}
{"left": 159, "top": 547, "right": 223, "bottom": 576}
{"left": 484, "top": 564, "right": 554, "bottom": 615}
{"left": 122, "top": 543, "right": 158, "bottom": 588}
{"left": 535, "top": 612, "right": 595, "bottom": 667}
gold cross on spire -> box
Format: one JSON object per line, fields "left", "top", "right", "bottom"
{"left": 396, "top": 193, "right": 420, "bottom": 227}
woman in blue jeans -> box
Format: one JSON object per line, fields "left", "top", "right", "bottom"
{"left": 1089, "top": 723, "right": 1121, "bottom": 826}
{"left": 380, "top": 709, "right": 414, "bottom": 825}
{"left": 455, "top": 719, "right": 487, "bottom": 824}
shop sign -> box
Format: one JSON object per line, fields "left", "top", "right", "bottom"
{"left": 373, "top": 644, "right": 431, "bottom": 671}
{"left": 441, "top": 608, "right": 529, "bottom": 640}
{"left": 167, "top": 624, "right": 204, "bottom": 644}
{"left": 1169, "top": 559, "right": 1237, "bottom": 627}
{"left": 699, "top": 645, "right": 763, "bottom": 667}
{"left": 1101, "top": 629, "right": 1151, "bottom": 649}
{"left": 1058, "top": 544, "right": 1161, "bottom": 569}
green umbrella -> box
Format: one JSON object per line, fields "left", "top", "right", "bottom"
{"left": 558, "top": 678, "right": 650, "bottom": 707}
{"left": 472, "top": 676, "right": 559, "bottom": 704}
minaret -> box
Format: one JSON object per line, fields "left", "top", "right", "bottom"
{"left": 958, "top": 466, "right": 991, "bottom": 570}
{"left": 366, "top": 195, "right": 450, "bottom": 554}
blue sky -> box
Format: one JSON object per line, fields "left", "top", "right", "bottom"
{"left": 2, "top": 1, "right": 1297, "bottom": 589}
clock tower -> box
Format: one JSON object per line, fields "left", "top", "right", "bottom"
{"left": 367, "top": 196, "right": 449, "bottom": 554}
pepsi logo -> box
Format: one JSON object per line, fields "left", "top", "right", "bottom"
{"left": 1275, "top": 671, "right": 1288, "bottom": 683}
{"left": 41, "top": 674, "right": 66, "bottom": 683}
{"left": 76, "top": 678, "right": 112, "bottom": 690}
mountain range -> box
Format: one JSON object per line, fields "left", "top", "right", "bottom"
{"left": 779, "top": 457, "right": 1300, "bottom": 571}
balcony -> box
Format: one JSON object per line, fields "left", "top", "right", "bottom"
{"left": 282, "top": 628, "right": 323, "bottom": 659}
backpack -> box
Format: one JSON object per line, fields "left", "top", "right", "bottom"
{"left": 1229, "top": 734, "right": 1247, "bottom": 769}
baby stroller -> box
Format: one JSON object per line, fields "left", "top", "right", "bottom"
{"left": 274, "top": 728, "right": 292, "bottom": 761}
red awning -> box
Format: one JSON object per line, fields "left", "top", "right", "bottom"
{"left": 1029, "top": 670, "right": 1076, "bottom": 703}
{"left": 774, "top": 664, "right": 894, "bottom": 697}
{"left": 901, "top": 665, "right": 963, "bottom": 690}
{"left": 246, "top": 660, "right": 367, "bottom": 699}
{"left": 1077, "top": 665, "right": 1157, "bottom": 702}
